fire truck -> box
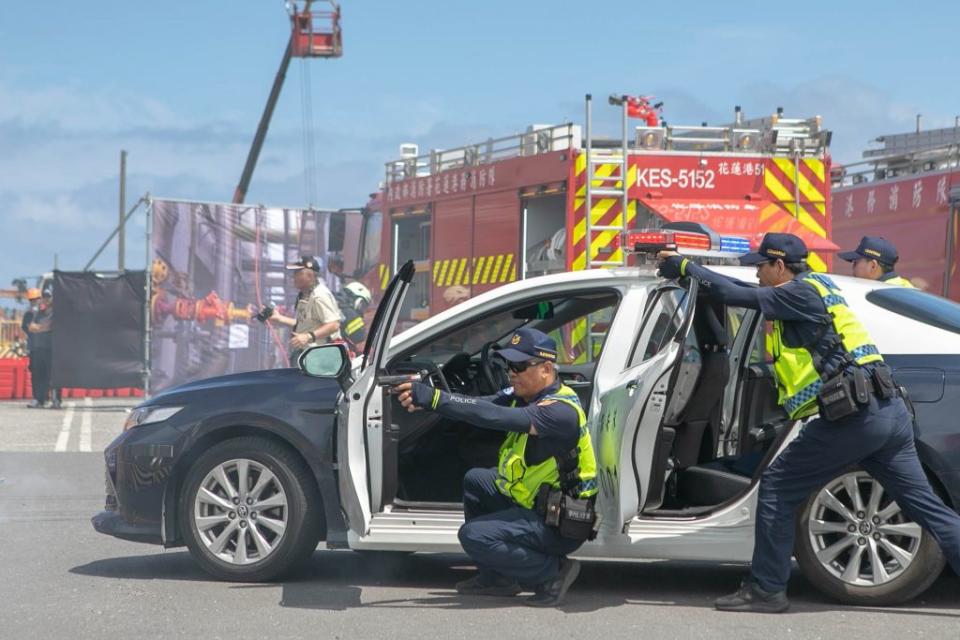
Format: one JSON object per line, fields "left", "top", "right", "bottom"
{"left": 832, "top": 121, "right": 960, "bottom": 298}
{"left": 342, "top": 96, "right": 837, "bottom": 335}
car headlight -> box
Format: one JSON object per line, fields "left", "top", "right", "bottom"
{"left": 123, "top": 405, "right": 184, "bottom": 431}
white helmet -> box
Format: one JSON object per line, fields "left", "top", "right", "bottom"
{"left": 344, "top": 281, "right": 373, "bottom": 310}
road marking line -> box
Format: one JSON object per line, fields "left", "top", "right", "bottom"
{"left": 79, "top": 397, "right": 93, "bottom": 452}
{"left": 54, "top": 402, "right": 76, "bottom": 452}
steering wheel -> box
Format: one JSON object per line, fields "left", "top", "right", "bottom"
{"left": 421, "top": 361, "right": 451, "bottom": 393}
{"left": 480, "top": 341, "right": 510, "bottom": 392}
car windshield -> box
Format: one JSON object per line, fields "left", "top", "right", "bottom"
{"left": 866, "top": 288, "right": 960, "bottom": 335}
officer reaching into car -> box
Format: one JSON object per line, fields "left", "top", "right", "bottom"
{"left": 658, "top": 232, "right": 960, "bottom": 613}
{"left": 838, "top": 235, "right": 916, "bottom": 287}
{"left": 393, "top": 327, "right": 598, "bottom": 607}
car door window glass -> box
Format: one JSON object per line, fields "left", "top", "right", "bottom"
{"left": 397, "top": 291, "right": 620, "bottom": 366}
{"left": 629, "top": 287, "right": 687, "bottom": 367}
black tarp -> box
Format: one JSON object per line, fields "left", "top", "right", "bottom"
{"left": 51, "top": 270, "right": 146, "bottom": 388}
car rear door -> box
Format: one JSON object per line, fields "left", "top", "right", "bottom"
{"left": 594, "top": 277, "right": 698, "bottom": 531}
{"left": 337, "top": 260, "right": 415, "bottom": 537}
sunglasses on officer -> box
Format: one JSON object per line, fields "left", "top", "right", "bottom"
{"left": 506, "top": 358, "right": 546, "bottom": 374}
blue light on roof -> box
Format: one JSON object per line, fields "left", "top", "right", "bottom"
{"left": 720, "top": 236, "right": 751, "bottom": 254}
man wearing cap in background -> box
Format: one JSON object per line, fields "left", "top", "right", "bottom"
{"left": 394, "top": 327, "right": 598, "bottom": 607}
{"left": 658, "top": 232, "right": 960, "bottom": 613}
{"left": 261, "top": 255, "right": 341, "bottom": 363}
{"left": 25, "top": 289, "right": 61, "bottom": 409}
{"left": 838, "top": 235, "right": 916, "bottom": 287}
{"left": 22, "top": 288, "right": 43, "bottom": 408}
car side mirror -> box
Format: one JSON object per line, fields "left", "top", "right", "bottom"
{"left": 299, "top": 343, "right": 351, "bottom": 387}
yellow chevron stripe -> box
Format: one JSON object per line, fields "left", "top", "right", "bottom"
{"left": 803, "top": 158, "right": 825, "bottom": 182}
{"left": 379, "top": 264, "right": 389, "bottom": 290}
{"left": 576, "top": 161, "right": 617, "bottom": 198}
{"left": 432, "top": 260, "right": 442, "bottom": 282}
{"left": 488, "top": 254, "right": 504, "bottom": 283}
{"left": 764, "top": 169, "right": 795, "bottom": 203}
{"left": 573, "top": 197, "right": 618, "bottom": 245}
{"left": 575, "top": 151, "right": 586, "bottom": 175}
{"left": 446, "top": 258, "right": 458, "bottom": 286}
{"left": 472, "top": 256, "right": 486, "bottom": 285}
{"left": 773, "top": 158, "right": 826, "bottom": 212}
{"left": 572, "top": 252, "right": 586, "bottom": 271}
{"left": 481, "top": 254, "right": 495, "bottom": 284}
{"left": 784, "top": 201, "right": 828, "bottom": 238}
{"left": 500, "top": 254, "right": 514, "bottom": 283}
{"left": 454, "top": 258, "right": 467, "bottom": 285}
{"left": 808, "top": 251, "right": 827, "bottom": 273}
{"left": 436, "top": 259, "right": 449, "bottom": 286}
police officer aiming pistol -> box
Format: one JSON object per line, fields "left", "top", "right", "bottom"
{"left": 394, "top": 328, "right": 598, "bottom": 607}
{"left": 658, "top": 232, "right": 960, "bottom": 613}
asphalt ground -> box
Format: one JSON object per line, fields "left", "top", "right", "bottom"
{"left": 1, "top": 400, "right": 958, "bottom": 639}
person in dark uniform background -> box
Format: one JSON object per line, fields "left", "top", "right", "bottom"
{"left": 838, "top": 235, "right": 916, "bottom": 287}
{"left": 25, "top": 289, "right": 61, "bottom": 409}
{"left": 394, "top": 328, "right": 598, "bottom": 607}
{"left": 658, "top": 233, "right": 960, "bottom": 613}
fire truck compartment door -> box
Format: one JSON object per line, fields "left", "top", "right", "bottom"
{"left": 338, "top": 259, "right": 415, "bottom": 538}
{"left": 639, "top": 197, "right": 839, "bottom": 252}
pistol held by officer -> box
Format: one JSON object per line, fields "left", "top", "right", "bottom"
{"left": 392, "top": 328, "right": 598, "bottom": 607}
{"left": 658, "top": 232, "right": 960, "bottom": 614}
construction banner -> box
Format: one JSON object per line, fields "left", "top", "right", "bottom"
{"left": 149, "top": 199, "right": 343, "bottom": 393}
{"left": 51, "top": 270, "right": 146, "bottom": 389}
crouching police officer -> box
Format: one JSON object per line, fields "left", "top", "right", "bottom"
{"left": 658, "top": 233, "right": 960, "bottom": 613}
{"left": 838, "top": 235, "right": 916, "bottom": 287}
{"left": 394, "top": 328, "right": 598, "bottom": 607}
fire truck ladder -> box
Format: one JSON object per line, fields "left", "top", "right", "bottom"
{"left": 583, "top": 94, "right": 630, "bottom": 269}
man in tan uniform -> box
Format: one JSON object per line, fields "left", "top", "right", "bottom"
{"left": 265, "top": 255, "right": 342, "bottom": 363}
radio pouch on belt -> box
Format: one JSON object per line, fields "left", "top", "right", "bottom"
{"left": 817, "top": 373, "right": 859, "bottom": 421}
{"left": 872, "top": 365, "right": 897, "bottom": 400}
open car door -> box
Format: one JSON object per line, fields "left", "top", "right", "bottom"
{"left": 594, "top": 276, "right": 699, "bottom": 532}
{"left": 337, "top": 260, "right": 416, "bottom": 537}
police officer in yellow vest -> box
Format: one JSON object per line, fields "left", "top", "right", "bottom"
{"left": 658, "top": 233, "right": 960, "bottom": 613}
{"left": 838, "top": 235, "right": 916, "bottom": 287}
{"left": 395, "top": 328, "right": 597, "bottom": 607}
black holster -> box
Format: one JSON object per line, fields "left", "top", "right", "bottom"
{"left": 817, "top": 366, "right": 875, "bottom": 421}
{"left": 535, "top": 485, "right": 599, "bottom": 541}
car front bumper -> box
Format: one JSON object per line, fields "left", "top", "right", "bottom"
{"left": 92, "top": 422, "right": 187, "bottom": 546}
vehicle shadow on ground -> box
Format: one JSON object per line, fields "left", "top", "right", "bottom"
{"left": 71, "top": 550, "right": 960, "bottom": 617}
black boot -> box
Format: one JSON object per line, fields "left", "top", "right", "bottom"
{"left": 715, "top": 579, "right": 789, "bottom": 613}
{"left": 525, "top": 558, "right": 581, "bottom": 607}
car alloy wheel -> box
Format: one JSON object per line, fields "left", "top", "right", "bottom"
{"left": 807, "top": 470, "right": 922, "bottom": 587}
{"left": 193, "top": 458, "right": 289, "bottom": 565}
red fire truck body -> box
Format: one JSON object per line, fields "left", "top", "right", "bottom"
{"left": 832, "top": 125, "right": 960, "bottom": 297}
{"left": 351, "top": 99, "right": 837, "bottom": 324}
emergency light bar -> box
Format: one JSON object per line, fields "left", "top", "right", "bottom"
{"left": 625, "top": 222, "right": 750, "bottom": 260}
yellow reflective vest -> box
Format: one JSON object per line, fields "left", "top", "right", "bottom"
{"left": 882, "top": 275, "right": 916, "bottom": 288}
{"left": 495, "top": 384, "right": 598, "bottom": 509}
{"left": 772, "top": 273, "right": 884, "bottom": 419}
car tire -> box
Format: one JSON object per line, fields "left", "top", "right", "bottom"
{"left": 795, "top": 469, "right": 945, "bottom": 605}
{"left": 179, "top": 436, "right": 323, "bottom": 582}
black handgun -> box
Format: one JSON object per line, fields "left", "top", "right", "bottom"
{"left": 378, "top": 372, "right": 424, "bottom": 394}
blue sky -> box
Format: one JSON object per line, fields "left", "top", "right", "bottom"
{"left": 1, "top": 1, "right": 957, "bottom": 289}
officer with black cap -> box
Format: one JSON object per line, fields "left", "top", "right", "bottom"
{"left": 394, "top": 327, "right": 598, "bottom": 607}
{"left": 259, "top": 255, "right": 342, "bottom": 362}
{"left": 658, "top": 233, "right": 960, "bottom": 613}
{"left": 838, "top": 236, "right": 915, "bottom": 287}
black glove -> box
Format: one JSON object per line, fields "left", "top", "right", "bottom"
{"left": 406, "top": 381, "right": 442, "bottom": 409}
{"left": 658, "top": 255, "right": 686, "bottom": 279}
